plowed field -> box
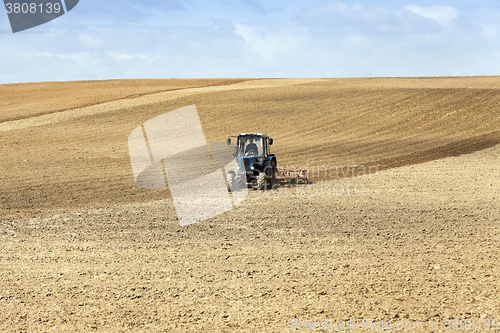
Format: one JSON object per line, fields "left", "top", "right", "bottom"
{"left": 0, "top": 77, "right": 499, "bottom": 332}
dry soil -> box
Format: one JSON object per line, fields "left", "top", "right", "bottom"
{"left": 0, "top": 77, "right": 499, "bottom": 332}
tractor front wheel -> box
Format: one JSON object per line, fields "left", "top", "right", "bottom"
{"left": 227, "top": 172, "right": 235, "bottom": 192}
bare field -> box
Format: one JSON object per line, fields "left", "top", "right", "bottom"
{"left": 0, "top": 77, "right": 499, "bottom": 332}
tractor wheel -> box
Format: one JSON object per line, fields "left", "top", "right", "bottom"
{"left": 227, "top": 172, "right": 235, "bottom": 192}
{"left": 269, "top": 162, "right": 276, "bottom": 189}
{"left": 257, "top": 172, "right": 266, "bottom": 190}
{"left": 237, "top": 175, "right": 246, "bottom": 189}
{"left": 264, "top": 161, "right": 276, "bottom": 190}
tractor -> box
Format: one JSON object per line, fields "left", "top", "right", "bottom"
{"left": 226, "top": 133, "right": 276, "bottom": 190}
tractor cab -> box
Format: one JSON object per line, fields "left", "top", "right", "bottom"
{"left": 236, "top": 134, "right": 273, "bottom": 156}
{"left": 226, "top": 133, "right": 276, "bottom": 190}
{"left": 239, "top": 136, "right": 263, "bottom": 157}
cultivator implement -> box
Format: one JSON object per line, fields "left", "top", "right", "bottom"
{"left": 275, "top": 167, "right": 310, "bottom": 184}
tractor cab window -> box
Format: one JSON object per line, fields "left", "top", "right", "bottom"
{"left": 239, "top": 136, "right": 264, "bottom": 157}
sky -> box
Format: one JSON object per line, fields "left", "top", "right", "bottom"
{"left": 1, "top": 0, "right": 500, "bottom": 83}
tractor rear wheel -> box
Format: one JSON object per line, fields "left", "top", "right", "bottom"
{"left": 264, "top": 161, "right": 276, "bottom": 190}
{"left": 268, "top": 162, "right": 276, "bottom": 189}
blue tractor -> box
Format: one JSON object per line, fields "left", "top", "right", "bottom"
{"left": 226, "top": 133, "right": 277, "bottom": 190}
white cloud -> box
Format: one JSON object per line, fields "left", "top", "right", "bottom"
{"left": 404, "top": 5, "right": 459, "bottom": 26}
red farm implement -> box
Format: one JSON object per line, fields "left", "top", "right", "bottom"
{"left": 275, "top": 167, "right": 310, "bottom": 185}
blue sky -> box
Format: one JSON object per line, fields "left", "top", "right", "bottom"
{"left": 1, "top": 0, "right": 500, "bottom": 83}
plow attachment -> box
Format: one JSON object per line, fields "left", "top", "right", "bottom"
{"left": 275, "top": 167, "right": 310, "bottom": 184}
